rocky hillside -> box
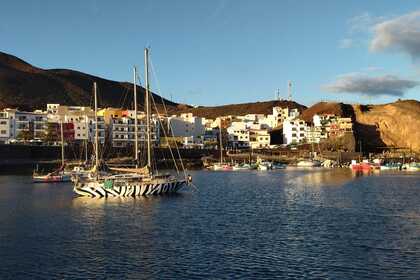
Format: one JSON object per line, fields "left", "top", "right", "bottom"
{"left": 301, "top": 100, "right": 420, "bottom": 153}
{"left": 352, "top": 100, "right": 420, "bottom": 153}
{"left": 0, "top": 51, "right": 181, "bottom": 111}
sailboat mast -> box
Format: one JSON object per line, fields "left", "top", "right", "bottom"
{"left": 219, "top": 125, "right": 223, "bottom": 164}
{"left": 133, "top": 66, "right": 139, "bottom": 163}
{"left": 144, "top": 48, "right": 151, "bottom": 169}
{"left": 94, "top": 82, "right": 99, "bottom": 169}
{"left": 60, "top": 120, "right": 64, "bottom": 166}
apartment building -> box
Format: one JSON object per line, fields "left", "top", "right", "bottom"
{"left": 283, "top": 118, "right": 307, "bottom": 145}
{"left": 111, "top": 112, "right": 159, "bottom": 148}
{"left": 227, "top": 121, "right": 250, "bottom": 149}
{"left": 249, "top": 129, "right": 271, "bottom": 149}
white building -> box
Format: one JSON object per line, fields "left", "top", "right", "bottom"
{"left": 0, "top": 109, "right": 16, "bottom": 143}
{"left": 283, "top": 118, "right": 307, "bottom": 145}
{"left": 46, "top": 104, "right": 105, "bottom": 143}
{"left": 227, "top": 121, "right": 250, "bottom": 149}
{"left": 182, "top": 136, "right": 204, "bottom": 149}
{"left": 272, "top": 106, "right": 300, "bottom": 127}
{"left": 305, "top": 126, "right": 327, "bottom": 143}
{"left": 0, "top": 109, "right": 48, "bottom": 142}
{"left": 168, "top": 113, "right": 205, "bottom": 138}
{"left": 249, "top": 129, "right": 271, "bottom": 149}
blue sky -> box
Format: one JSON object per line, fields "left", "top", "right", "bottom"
{"left": 1, "top": 0, "right": 420, "bottom": 106}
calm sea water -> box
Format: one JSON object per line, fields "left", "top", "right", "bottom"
{"left": 0, "top": 169, "right": 419, "bottom": 279}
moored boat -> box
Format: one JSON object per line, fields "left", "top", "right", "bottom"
{"left": 72, "top": 48, "right": 191, "bottom": 198}
{"left": 297, "top": 159, "right": 321, "bottom": 168}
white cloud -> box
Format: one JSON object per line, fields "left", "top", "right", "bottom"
{"left": 338, "top": 12, "right": 385, "bottom": 49}
{"left": 370, "top": 11, "right": 420, "bottom": 59}
{"left": 322, "top": 73, "right": 419, "bottom": 97}
{"left": 348, "top": 12, "right": 386, "bottom": 34}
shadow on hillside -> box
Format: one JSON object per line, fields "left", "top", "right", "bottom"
{"left": 344, "top": 105, "right": 386, "bottom": 154}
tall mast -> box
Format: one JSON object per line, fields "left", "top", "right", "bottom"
{"left": 60, "top": 120, "right": 64, "bottom": 166}
{"left": 133, "top": 66, "right": 139, "bottom": 164}
{"left": 219, "top": 124, "right": 223, "bottom": 164}
{"left": 94, "top": 82, "right": 99, "bottom": 169}
{"left": 144, "top": 48, "right": 151, "bottom": 170}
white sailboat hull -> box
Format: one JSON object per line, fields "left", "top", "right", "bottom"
{"left": 73, "top": 177, "right": 187, "bottom": 198}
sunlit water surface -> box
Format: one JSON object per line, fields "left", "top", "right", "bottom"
{"left": 0, "top": 169, "right": 419, "bottom": 279}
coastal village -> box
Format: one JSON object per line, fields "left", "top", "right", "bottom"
{"left": 0, "top": 104, "right": 353, "bottom": 150}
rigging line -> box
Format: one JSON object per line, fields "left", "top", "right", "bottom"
{"left": 148, "top": 57, "right": 187, "bottom": 178}
{"left": 136, "top": 69, "right": 177, "bottom": 173}
{"left": 149, "top": 57, "right": 169, "bottom": 115}
{"left": 149, "top": 93, "right": 180, "bottom": 175}
{"left": 149, "top": 59, "right": 187, "bottom": 177}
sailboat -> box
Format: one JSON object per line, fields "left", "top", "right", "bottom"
{"left": 72, "top": 48, "right": 190, "bottom": 198}
{"left": 297, "top": 142, "right": 321, "bottom": 167}
{"left": 33, "top": 121, "right": 72, "bottom": 183}
{"left": 209, "top": 125, "right": 232, "bottom": 171}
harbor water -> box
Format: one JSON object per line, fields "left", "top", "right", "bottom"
{"left": 0, "top": 169, "right": 419, "bottom": 279}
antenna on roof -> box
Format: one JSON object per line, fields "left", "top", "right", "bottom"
{"left": 276, "top": 88, "right": 280, "bottom": 100}
{"left": 288, "top": 80, "right": 292, "bottom": 101}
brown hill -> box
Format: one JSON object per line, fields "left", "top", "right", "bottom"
{"left": 352, "top": 100, "right": 420, "bottom": 153}
{"left": 174, "top": 100, "right": 307, "bottom": 119}
{"left": 300, "top": 102, "right": 355, "bottom": 123}
{"left": 302, "top": 100, "right": 420, "bottom": 153}
{"left": 0, "top": 51, "right": 180, "bottom": 111}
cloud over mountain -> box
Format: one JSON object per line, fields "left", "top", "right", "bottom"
{"left": 322, "top": 74, "right": 419, "bottom": 96}
{"left": 370, "top": 11, "right": 420, "bottom": 59}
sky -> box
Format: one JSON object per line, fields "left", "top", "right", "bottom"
{"left": 1, "top": 0, "right": 420, "bottom": 106}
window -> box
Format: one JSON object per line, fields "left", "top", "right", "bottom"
{"left": 0, "top": 121, "right": 6, "bottom": 125}
{"left": 0, "top": 130, "right": 6, "bottom": 134}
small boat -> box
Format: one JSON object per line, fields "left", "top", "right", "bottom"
{"left": 232, "top": 163, "right": 251, "bottom": 171}
{"left": 256, "top": 158, "right": 272, "bottom": 171}
{"left": 350, "top": 160, "right": 371, "bottom": 171}
{"left": 32, "top": 122, "right": 71, "bottom": 183}
{"left": 380, "top": 162, "right": 402, "bottom": 170}
{"left": 33, "top": 166, "right": 71, "bottom": 183}
{"left": 209, "top": 163, "right": 233, "bottom": 171}
{"left": 402, "top": 162, "right": 420, "bottom": 171}
{"left": 297, "top": 160, "right": 321, "bottom": 167}
{"left": 272, "top": 162, "right": 287, "bottom": 169}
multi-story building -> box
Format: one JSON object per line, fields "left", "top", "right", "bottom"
{"left": 0, "top": 109, "right": 48, "bottom": 142}
{"left": 168, "top": 113, "right": 205, "bottom": 139}
{"left": 249, "top": 129, "right": 271, "bottom": 149}
{"left": 0, "top": 109, "right": 16, "bottom": 143}
{"left": 305, "top": 126, "right": 327, "bottom": 143}
{"left": 46, "top": 104, "right": 105, "bottom": 143}
{"left": 111, "top": 111, "right": 159, "bottom": 148}
{"left": 329, "top": 117, "right": 353, "bottom": 138}
{"left": 283, "top": 118, "right": 307, "bottom": 145}
{"left": 272, "top": 106, "right": 300, "bottom": 127}
{"left": 227, "top": 122, "right": 250, "bottom": 149}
